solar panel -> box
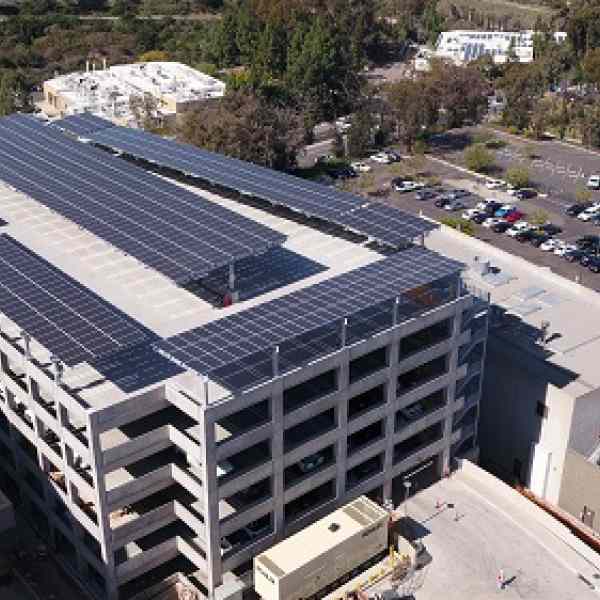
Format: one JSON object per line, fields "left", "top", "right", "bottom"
{"left": 86, "top": 126, "right": 436, "bottom": 245}
{"left": 0, "top": 234, "right": 150, "bottom": 366}
{"left": 339, "top": 204, "right": 437, "bottom": 247}
{"left": 52, "top": 113, "right": 115, "bottom": 137}
{"left": 0, "top": 114, "right": 285, "bottom": 284}
{"left": 158, "top": 246, "right": 464, "bottom": 383}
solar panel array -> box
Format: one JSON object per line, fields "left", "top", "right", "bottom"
{"left": 0, "top": 114, "right": 285, "bottom": 283}
{"left": 87, "top": 125, "right": 437, "bottom": 247}
{"left": 158, "top": 246, "right": 464, "bottom": 379}
{"left": 339, "top": 204, "right": 437, "bottom": 247}
{"left": 0, "top": 234, "right": 150, "bottom": 366}
{"left": 52, "top": 113, "right": 115, "bottom": 137}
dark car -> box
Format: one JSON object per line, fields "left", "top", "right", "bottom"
{"left": 566, "top": 202, "right": 592, "bottom": 216}
{"left": 564, "top": 248, "right": 587, "bottom": 263}
{"left": 539, "top": 223, "right": 563, "bottom": 235}
{"left": 492, "top": 221, "right": 512, "bottom": 233}
{"left": 328, "top": 166, "right": 356, "bottom": 179}
{"left": 530, "top": 232, "right": 552, "bottom": 247}
{"left": 435, "top": 196, "right": 451, "bottom": 208}
{"left": 581, "top": 252, "right": 598, "bottom": 267}
{"left": 588, "top": 256, "right": 600, "bottom": 273}
{"left": 576, "top": 235, "right": 600, "bottom": 250}
{"left": 471, "top": 212, "right": 488, "bottom": 224}
{"left": 385, "top": 150, "right": 402, "bottom": 162}
{"left": 484, "top": 202, "right": 503, "bottom": 215}
{"left": 415, "top": 189, "right": 437, "bottom": 201}
{"left": 515, "top": 188, "right": 537, "bottom": 200}
{"left": 515, "top": 229, "right": 537, "bottom": 243}
{"left": 590, "top": 214, "right": 600, "bottom": 226}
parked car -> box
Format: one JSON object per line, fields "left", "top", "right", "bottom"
{"left": 507, "top": 222, "right": 532, "bottom": 237}
{"left": 444, "top": 199, "right": 466, "bottom": 211}
{"left": 335, "top": 116, "right": 352, "bottom": 133}
{"left": 588, "top": 256, "right": 600, "bottom": 272}
{"left": 328, "top": 166, "right": 356, "bottom": 179}
{"left": 370, "top": 151, "right": 392, "bottom": 164}
{"left": 565, "top": 202, "right": 593, "bottom": 217}
{"left": 540, "top": 238, "right": 562, "bottom": 252}
{"left": 515, "top": 188, "right": 537, "bottom": 200}
{"left": 434, "top": 196, "right": 451, "bottom": 208}
{"left": 415, "top": 189, "right": 437, "bottom": 201}
{"left": 554, "top": 242, "right": 577, "bottom": 257}
{"left": 578, "top": 206, "right": 600, "bottom": 221}
{"left": 485, "top": 178, "right": 504, "bottom": 190}
{"left": 564, "top": 248, "right": 585, "bottom": 263}
{"left": 482, "top": 217, "right": 502, "bottom": 228}
{"left": 298, "top": 452, "right": 326, "bottom": 473}
{"left": 462, "top": 208, "right": 482, "bottom": 220}
{"left": 576, "top": 235, "right": 600, "bottom": 249}
{"left": 350, "top": 161, "right": 371, "bottom": 173}
{"left": 587, "top": 174, "right": 600, "bottom": 189}
{"left": 492, "top": 221, "right": 512, "bottom": 233}
{"left": 494, "top": 204, "right": 516, "bottom": 218}
{"left": 515, "top": 229, "right": 538, "bottom": 243}
{"left": 539, "top": 223, "right": 562, "bottom": 235}
{"left": 444, "top": 188, "right": 470, "bottom": 200}
{"left": 471, "top": 212, "right": 489, "bottom": 224}
{"left": 393, "top": 178, "right": 425, "bottom": 192}
{"left": 505, "top": 210, "right": 525, "bottom": 223}
{"left": 384, "top": 150, "right": 402, "bottom": 162}
{"left": 530, "top": 232, "right": 553, "bottom": 247}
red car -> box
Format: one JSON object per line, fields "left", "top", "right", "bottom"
{"left": 505, "top": 210, "right": 525, "bottom": 223}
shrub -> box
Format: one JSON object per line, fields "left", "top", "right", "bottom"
{"left": 575, "top": 184, "right": 592, "bottom": 203}
{"left": 441, "top": 217, "right": 475, "bottom": 236}
{"left": 413, "top": 139, "right": 429, "bottom": 155}
{"left": 485, "top": 138, "right": 507, "bottom": 149}
{"left": 464, "top": 144, "right": 494, "bottom": 173}
{"left": 505, "top": 165, "right": 530, "bottom": 188}
{"left": 530, "top": 210, "right": 549, "bottom": 225}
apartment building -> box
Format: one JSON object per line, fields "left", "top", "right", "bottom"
{"left": 0, "top": 114, "right": 488, "bottom": 600}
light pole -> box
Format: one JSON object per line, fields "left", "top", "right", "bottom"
{"left": 403, "top": 480, "right": 412, "bottom": 518}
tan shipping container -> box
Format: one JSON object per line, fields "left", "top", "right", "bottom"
{"left": 254, "top": 496, "right": 388, "bottom": 600}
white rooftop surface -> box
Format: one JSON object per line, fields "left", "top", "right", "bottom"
{"left": 0, "top": 177, "right": 382, "bottom": 408}
{"left": 426, "top": 227, "right": 600, "bottom": 395}
{"left": 397, "top": 463, "right": 600, "bottom": 600}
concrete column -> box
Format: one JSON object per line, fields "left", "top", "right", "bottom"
{"left": 440, "top": 305, "right": 464, "bottom": 476}
{"left": 270, "top": 379, "right": 285, "bottom": 539}
{"left": 87, "top": 412, "right": 118, "bottom": 600}
{"left": 383, "top": 327, "right": 401, "bottom": 502}
{"left": 200, "top": 408, "right": 222, "bottom": 597}
{"left": 335, "top": 353, "right": 350, "bottom": 500}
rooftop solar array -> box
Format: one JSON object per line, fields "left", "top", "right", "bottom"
{"left": 0, "top": 114, "right": 285, "bottom": 283}
{"left": 158, "top": 246, "right": 464, "bottom": 381}
{"left": 51, "top": 112, "right": 116, "bottom": 137}
{"left": 86, "top": 125, "right": 437, "bottom": 247}
{"left": 0, "top": 234, "right": 150, "bottom": 366}
{"left": 339, "top": 204, "right": 437, "bottom": 247}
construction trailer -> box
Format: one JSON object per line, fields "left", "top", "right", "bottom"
{"left": 254, "top": 496, "right": 389, "bottom": 600}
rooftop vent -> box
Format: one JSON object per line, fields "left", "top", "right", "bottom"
{"left": 328, "top": 522, "right": 340, "bottom": 532}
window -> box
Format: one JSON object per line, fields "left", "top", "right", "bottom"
{"left": 536, "top": 402, "right": 548, "bottom": 419}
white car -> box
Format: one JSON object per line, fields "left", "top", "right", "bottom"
{"left": 395, "top": 180, "right": 425, "bottom": 192}
{"left": 506, "top": 185, "right": 518, "bottom": 196}
{"left": 370, "top": 151, "right": 391, "bottom": 164}
{"left": 482, "top": 217, "right": 502, "bottom": 228}
{"left": 578, "top": 206, "right": 600, "bottom": 221}
{"left": 335, "top": 116, "right": 352, "bottom": 133}
{"left": 540, "top": 239, "right": 562, "bottom": 252}
{"left": 587, "top": 175, "right": 600, "bottom": 190}
{"left": 485, "top": 178, "right": 505, "bottom": 190}
{"left": 554, "top": 243, "right": 577, "bottom": 257}
{"left": 506, "top": 222, "right": 532, "bottom": 237}
{"left": 350, "top": 161, "right": 371, "bottom": 173}
{"left": 462, "top": 208, "right": 481, "bottom": 220}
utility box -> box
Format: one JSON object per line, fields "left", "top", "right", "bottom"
{"left": 254, "top": 496, "right": 388, "bottom": 600}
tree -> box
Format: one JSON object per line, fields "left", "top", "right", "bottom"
{"left": 499, "top": 63, "right": 545, "bottom": 131}
{"left": 180, "top": 90, "right": 303, "bottom": 170}
{"left": 138, "top": 50, "right": 170, "bottom": 62}
{"left": 464, "top": 144, "right": 494, "bottom": 173}
{"left": 575, "top": 183, "right": 592, "bottom": 203}
{"left": 580, "top": 100, "right": 600, "bottom": 148}
{"left": 505, "top": 165, "right": 530, "bottom": 188}
{"left": 530, "top": 210, "right": 549, "bottom": 226}
{"left": 582, "top": 48, "right": 600, "bottom": 87}
{"left": 0, "top": 72, "right": 17, "bottom": 117}
{"left": 386, "top": 79, "right": 436, "bottom": 153}
{"left": 346, "top": 105, "right": 375, "bottom": 158}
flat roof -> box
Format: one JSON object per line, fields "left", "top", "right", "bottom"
{"left": 257, "top": 496, "right": 388, "bottom": 576}
{"left": 398, "top": 463, "right": 600, "bottom": 600}
{"left": 426, "top": 227, "right": 600, "bottom": 395}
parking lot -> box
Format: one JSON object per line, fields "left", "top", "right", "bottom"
{"left": 334, "top": 149, "right": 600, "bottom": 293}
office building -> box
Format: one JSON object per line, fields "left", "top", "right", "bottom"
{"left": 40, "top": 61, "right": 225, "bottom": 127}
{"left": 0, "top": 113, "right": 488, "bottom": 600}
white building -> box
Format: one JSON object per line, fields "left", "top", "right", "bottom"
{"left": 416, "top": 30, "right": 567, "bottom": 70}
{"left": 41, "top": 61, "right": 226, "bottom": 127}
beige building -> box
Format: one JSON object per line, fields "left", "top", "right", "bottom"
{"left": 41, "top": 61, "right": 226, "bottom": 128}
